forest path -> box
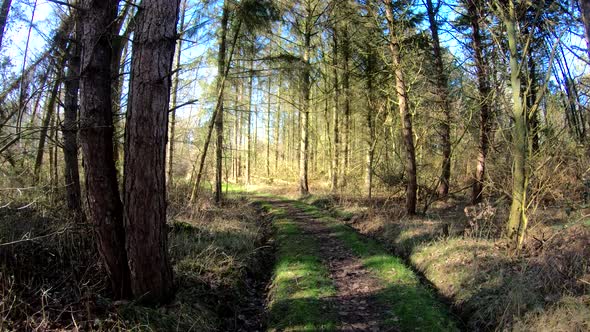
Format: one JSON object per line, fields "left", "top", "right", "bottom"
{"left": 256, "top": 195, "right": 459, "bottom": 332}
{"left": 269, "top": 197, "right": 388, "bottom": 331}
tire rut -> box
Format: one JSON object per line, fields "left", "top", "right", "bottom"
{"left": 271, "top": 199, "right": 397, "bottom": 332}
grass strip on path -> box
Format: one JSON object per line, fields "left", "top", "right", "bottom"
{"left": 291, "top": 200, "right": 460, "bottom": 332}
{"left": 257, "top": 201, "right": 338, "bottom": 331}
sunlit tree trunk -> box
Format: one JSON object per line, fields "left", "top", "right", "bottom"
{"left": 300, "top": 27, "right": 311, "bottom": 196}
{"left": 274, "top": 74, "right": 282, "bottom": 173}
{"left": 467, "top": 0, "right": 492, "bottom": 204}
{"left": 79, "top": 0, "right": 131, "bottom": 299}
{"left": 246, "top": 48, "right": 254, "bottom": 185}
{"left": 331, "top": 28, "right": 339, "bottom": 193}
{"left": 215, "top": 0, "right": 228, "bottom": 203}
{"left": 384, "top": 0, "right": 417, "bottom": 214}
{"left": 266, "top": 76, "right": 271, "bottom": 178}
{"left": 123, "top": 0, "right": 179, "bottom": 303}
{"left": 504, "top": 0, "right": 528, "bottom": 249}
{"left": 426, "top": 0, "right": 452, "bottom": 196}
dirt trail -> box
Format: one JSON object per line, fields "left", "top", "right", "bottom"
{"left": 270, "top": 198, "right": 398, "bottom": 332}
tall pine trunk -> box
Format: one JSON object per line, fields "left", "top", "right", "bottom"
{"left": 331, "top": 29, "right": 339, "bottom": 192}
{"left": 426, "top": 0, "right": 452, "bottom": 197}
{"left": 79, "top": 0, "right": 131, "bottom": 299}
{"left": 299, "top": 29, "right": 311, "bottom": 195}
{"left": 62, "top": 16, "right": 83, "bottom": 220}
{"left": 123, "top": 0, "right": 179, "bottom": 303}
{"left": 385, "top": 0, "right": 417, "bottom": 214}
{"left": 215, "top": 0, "right": 228, "bottom": 203}
{"left": 468, "top": 0, "right": 491, "bottom": 204}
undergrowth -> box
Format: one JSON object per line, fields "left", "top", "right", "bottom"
{"left": 0, "top": 190, "right": 270, "bottom": 331}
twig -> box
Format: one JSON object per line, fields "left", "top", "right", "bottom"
{"left": 0, "top": 227, "right": 69, "bottom": 247}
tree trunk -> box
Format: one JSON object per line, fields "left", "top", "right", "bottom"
{"left": 342, "top": 27, "right": 351, "bottom": 185}
{"left": 331, "top": 28, "right": 339, "bottom": 193}
{"left": 266, "top": 76, "right": 271, "bottom": 178}
{"left": 426, "top": 0, "right": 452, "bottom": 197}
{"left": 123, "top": 0, "right": 179, "bottom": 303}
{"left": 33, "top": 74, "right": 61, "bottom": 184}
{"left": 468, "top": 0, "right": 491, "bottom": 204}
{"left": 169, "top": 0, "right": 186, "bottom": 190}
{"left": 384, "top": 0, "right": 417, "bottom": 214}
{"left": 246, "top": 49, "right": 254, "bottom": 185}
{"left": 504, "top": 0, "right": 528, "bottom": 249}
{"left": 215, "top": 0, "right": 228, "bottom": 204}
{"left": 0, "top": 0, "right": 12, "bottom": 51}
{"left": 366, "top": 50, "right": 377, "bottom": 201}
{"left": 62, "top": 15, "right": 83, "bottom": 221}
{"left": 299, "top": 30, "right": 311, "bottom": 196}
{"left": 274, "top": 75, "right": 281, "bottom": 173}
{"left": 580, "top": 0, "right": 590, "bottom": 60}
{"left": 79, "top": 0, "right": 130, "bottom": 299}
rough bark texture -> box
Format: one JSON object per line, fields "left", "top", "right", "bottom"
{"left": 426, "top": 0, "right": 452, "bottom": 197}
{"left": 384, "top": 0, "right": 417, "bottom": 214}
{"left": 62, "top": 16, "right": 83, "bottom": 220}
{"left": 123, "top": 0, "right": 179, "bottom": 303}
{"left": 505, "top": 1, "right": 528, "bottom": 249}
{"left": 79, "top": 0, "right": 131, "bottom": 299}
{"left": 467, "top": 0, "right": 491, "bottom": 204}
{"left": 215, "top": 0, "right": 228, "bottom": 204}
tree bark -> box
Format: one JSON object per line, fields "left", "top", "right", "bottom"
{"left": 79, "top": 0, "right": 130, "bottom": 299}
{"left": 123, "top": 0, "right": 179, "bottom": 303}
{"left": 299, "top": 28, "right": 311, "bottom": 196}
{"left": 426, "top": 0, "right": 452, "bottom": 197}
{"left": 504, "top": 0, "right": 528, "bottom": 249}
{"left": 467, "top": 0, "right": 491, "bottom": 204}
{"left": 384, "top": 0, "right": 417, "bottom": 214}
{"left": 62, "top": 14, "right": 83, "bottom": 221}
{"left": 215, "top": 0, "right": 228, "bottom": 204}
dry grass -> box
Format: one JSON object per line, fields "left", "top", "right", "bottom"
{"left": 0, "top": 188, "right": 270, "bottom": 331}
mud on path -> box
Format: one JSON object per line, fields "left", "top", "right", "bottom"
{"left": 268, "top": 198, "right": 398, "bottom": 332}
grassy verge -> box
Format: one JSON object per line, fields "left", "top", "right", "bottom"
{"left": 291, "top": 200, "right": 459, "bottom": 331}
{"left": 257, "top": 201, "right": 338, "bottom": 331}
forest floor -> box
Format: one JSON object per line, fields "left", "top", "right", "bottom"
{"left": 2, "top": 183, "right": 589, "bottom": 331}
